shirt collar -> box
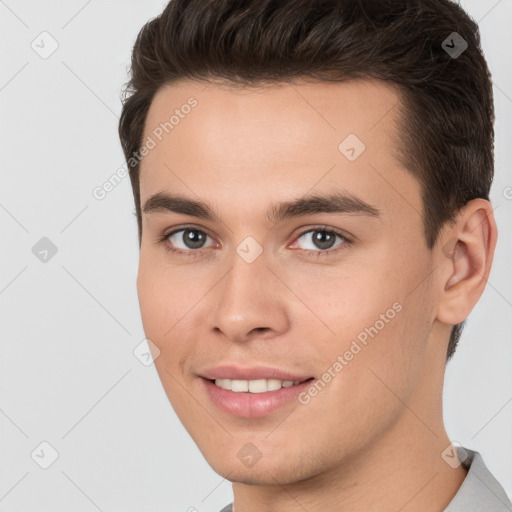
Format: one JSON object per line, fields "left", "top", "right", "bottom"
{"left": 445, "top": 446, "right": 511, "bottom": 511}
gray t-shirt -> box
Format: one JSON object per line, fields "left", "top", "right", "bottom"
{"left": 218, "top": 447, "right": 511, "bottom": 511}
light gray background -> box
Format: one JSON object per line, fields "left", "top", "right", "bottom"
{"left": 0, "top": 1, "right": 511, "bottom": 511}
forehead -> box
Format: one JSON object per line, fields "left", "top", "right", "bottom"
{"left": 139, "top": 78, "right": 420, "bottom": 224}
{"left": 142, "top": 78, "right": 402, "bottom": 157}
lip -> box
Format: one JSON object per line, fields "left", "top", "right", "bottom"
{"left": 200, "top": 378, "right": 314, "bottom": 418}
{"left": 198, "top": 365, "right": 315, "bottom": 418}
{"left": 199, "top": 364, "right": 313, "bottom": 382}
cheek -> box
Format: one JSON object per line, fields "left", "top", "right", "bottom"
{"left": 136, "top": 261, "right": 196, "bottom": 392}
{"left": 136, "top": 255, "right": 219, "bottom": 397}
{"left": 284, "top": 258, "right": 399, "bottom": 351}
{"left": 137, "top": 267, "right": 168, "bottom": 345}
{"left": 287, "top": 252, "right": 428, "bottom": 404}
{"left": 136, "top": 255, "right": 202, "bottom": 342}
{"left": 136, "top": 263, "right": 199, "bottom": 414}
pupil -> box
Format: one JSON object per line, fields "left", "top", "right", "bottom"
{"left": 313, "top": 231, "right": 336, "bottom": 250}
{"left": 184, "top": 229, "right": 206, "bottom": 249}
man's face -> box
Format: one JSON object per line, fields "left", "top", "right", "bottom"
{"left": 137, "top": 79, "right": 441, "bottom": 484}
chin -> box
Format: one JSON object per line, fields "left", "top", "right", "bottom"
{"left": 203, "top": 447, "right": 321, "bottom": 487}
{"left": 211, "top": 462, "right": 296, "bottom": 486}
{"left": 217, "top": 468, "right": 275, "bottom": 485}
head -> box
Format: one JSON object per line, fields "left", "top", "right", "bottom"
{"left": 119, "top": 0, "right": 496, "bottom": 486}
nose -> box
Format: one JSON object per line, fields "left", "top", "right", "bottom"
{"left": 207, "top": 249, "right": 290, "bottom": 344}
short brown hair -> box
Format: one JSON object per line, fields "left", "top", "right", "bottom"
{"left": 118, "top": 0, "right": 494, "bottom": 361}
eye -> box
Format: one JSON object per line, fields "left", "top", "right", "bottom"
{"left": 159, "top": 225, "right": 350, "bottom": 258}
{"left": 291, "top": 227, "right": 349, "bottom": 255}
{"left": 161, "top": 227, "right": 217, "bottom": 255}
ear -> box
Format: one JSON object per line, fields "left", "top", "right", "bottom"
{"left": 435, "top": 198, "right": 498, "bottom": 326}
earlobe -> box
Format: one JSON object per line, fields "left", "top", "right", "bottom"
{"left": 436, "top": 199, "right": 497, "bottom": 325}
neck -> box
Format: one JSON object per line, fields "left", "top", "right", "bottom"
{"left": 231, "top": 336, "right": 467, "bottom": 512}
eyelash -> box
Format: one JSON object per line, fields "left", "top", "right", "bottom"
{"left": 158, "top": 225, "right": 352, "bottom": 259}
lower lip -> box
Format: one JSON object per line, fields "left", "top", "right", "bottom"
{"left": 201, "top": 378, "right": 314, "bottom": 418}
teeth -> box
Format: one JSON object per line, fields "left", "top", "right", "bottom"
{"left": 214, "top": 378, "right": 303, "bottom": 393}
{"left": 267, "top": 379, "right": 282, "bottom": 391}
{"left": 231, "top": 379, "right": 248, "bottom": 392}
{"left": 248, "top": 379, "right": 267, "bottom": 393}
{"left": 214, "top": 378, "right": 232, "bottom": 390}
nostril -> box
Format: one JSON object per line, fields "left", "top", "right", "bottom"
{"left": 251, "top": 327, "right": 269, "bottom": 334}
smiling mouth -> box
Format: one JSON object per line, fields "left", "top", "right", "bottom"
{"left": 208, "top": 377, "right": 314, "bottom": 393}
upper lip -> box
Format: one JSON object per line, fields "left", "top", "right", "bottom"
{"left": 199, "top": 365, "right": 313, "bottom": 382}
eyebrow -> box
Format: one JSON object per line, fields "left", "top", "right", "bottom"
{"left": 142, "top": 190, "right": 380, "bottom": 224}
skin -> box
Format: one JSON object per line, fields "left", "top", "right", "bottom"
{"left": 136, "top": 78, "right": 497, "bottom": 511}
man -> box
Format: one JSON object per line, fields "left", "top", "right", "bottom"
{"left": 118, "top": 0, "right": 511, "bottom": 510}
